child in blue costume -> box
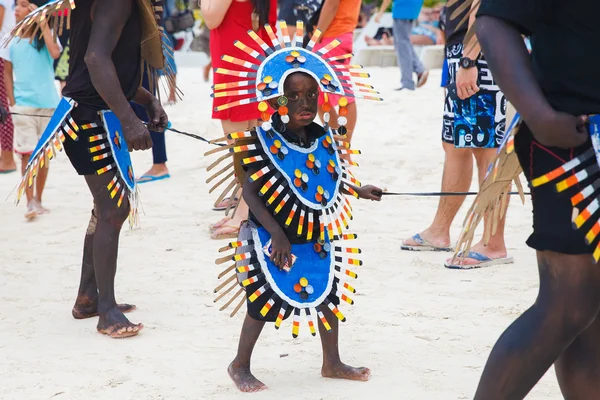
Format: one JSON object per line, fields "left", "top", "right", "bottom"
{"left": 205, "top": 21, "right": 383, "bottom": 392}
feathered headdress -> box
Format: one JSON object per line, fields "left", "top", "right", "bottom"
{"left": 211, "top": 20, "right": 382, "bottom": 113}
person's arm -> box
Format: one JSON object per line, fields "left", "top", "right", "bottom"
{"left": 0, "top": 5, "right": 5, "bottom": 32}
{"left": 316, "top": 0, "right": 340, "bottom": 35}
{"left": 4, "top": 60, "right": 14, "bottom": 106}
{"left": 242, "top": 169, "right": 291, "bottom": 269}
{"left": 86, "top": 0, "right": 151, "bottom": 151}
{"left": 199, "top": 0, "right": 233, "bottom": 30}
{"left": 132, "top": 87, "right": 169, "bottom": 132}
{"left": 476, "top": 16, "right": 587, "bottom": 149}
{"left": 341, "top": 183, "right": 383, "bottom": 201}
{"left": 375, "top": 0, "right": 392, "bottom": 23}
{"left": 455, "top": 0, "right": 481, "bottom": 100}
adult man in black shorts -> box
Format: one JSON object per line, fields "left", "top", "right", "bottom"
{"left": 14, "top": 0, "right": 168, "bottom": 339}
{"left": 472, "top": 0, "right": 600, "bottom": 398}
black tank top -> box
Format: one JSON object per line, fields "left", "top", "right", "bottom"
{"left": 63, "top": 0, "right": 142, "bottom": 113}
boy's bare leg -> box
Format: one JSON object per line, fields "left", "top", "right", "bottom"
{"left": 34, "top": 160, "right": 50, "bottom": 213}
{"left": 72, "top": 172, "right": 141, "bottom": 338}
{"left": 319, "top": 305, "right": 370, "bottom": 381}
{"left": 228, "top": 313, "right": 267, "bottom": 392}
{"left": 473, "top": 252, "right": 600, "bottom": 399}
{"left": 21, "top": 154, "right": 37, "bottom": 220}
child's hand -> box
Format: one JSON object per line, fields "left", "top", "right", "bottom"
{"left": 356, "top": 185, "right": 383, "bottom": 201}
{"left": 270, "top": 230, "right": 292, "bottom": 270}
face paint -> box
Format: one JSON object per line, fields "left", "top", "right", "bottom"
{"left": 282, "top": 72, "right": 319, "bottom": 131}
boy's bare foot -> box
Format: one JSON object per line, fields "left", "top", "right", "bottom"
{"left": 72, "top": 295, "right": 136, "bottom": 319}
{"left": 34, "top": 200, "right": 50, "bottom": 214}
{"left": 228, "top": 361, "right": 267, "bottom": 392}
{"left": 24, "top": 201, "right": 38, "bottom": 221}
{"left": 97, "top": 307, "right": 143, "bottom": 339}
{"left": 322, "top": 362, "right": 371, "bottom": 381}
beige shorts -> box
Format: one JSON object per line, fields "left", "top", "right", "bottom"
{"left": 13, "top": 106, "right": 54, "bottom": 155}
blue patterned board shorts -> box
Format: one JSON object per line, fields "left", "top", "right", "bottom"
{"left": 442, "top": 43, "right": 507, "bottom": 149}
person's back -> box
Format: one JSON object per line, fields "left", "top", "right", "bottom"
{"left": 63, "top": 0, "right": 142, "bottom": 115}
{"left": 10, "top": 40, "right": 60, "bottom": 109}
{"left": 322, "top": 0, "right": 360, "bottom": 38}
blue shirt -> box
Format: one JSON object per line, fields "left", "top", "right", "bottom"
{"left": 5, "top": 39, "right": 60, "bottom": 108}
{"left": 392, "top": 0, "right": 424, "bottom": 20}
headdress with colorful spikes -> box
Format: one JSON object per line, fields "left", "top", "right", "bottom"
{"left": 212, "top": 20, "right": 382, "bottom": 115}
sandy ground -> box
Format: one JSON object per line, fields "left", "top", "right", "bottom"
{"left": 0, "top": 59, "right": 563, "bottom": 399}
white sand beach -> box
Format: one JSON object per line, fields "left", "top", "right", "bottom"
{"left": 0, "top": 59, "right": 563, "bottom": 399}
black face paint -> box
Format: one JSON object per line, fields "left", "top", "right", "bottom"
{"left": 282, "top": 72, "right": 319, "bottom": 131}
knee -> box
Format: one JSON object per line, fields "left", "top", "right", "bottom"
{"left": 94, "top": 200, "right": 130, "bottom": 226}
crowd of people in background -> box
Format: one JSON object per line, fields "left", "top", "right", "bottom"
{"left": 0, "top": 0, "right": 448, "bottom": 233}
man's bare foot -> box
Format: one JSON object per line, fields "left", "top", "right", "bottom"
{"left": 228, "top": 361, "right": 267, "bottom": 393}
{"left": 96, "top": 307, "right": 143, "bottom": 339}
{"left": 401, "top": 229, "right": 452, "bottom": 251}
{"left": 322, "top": 362, "right": 371, "bottom": 381}
{"left": 72, "top": 295, "right": 136, "bottom": 319}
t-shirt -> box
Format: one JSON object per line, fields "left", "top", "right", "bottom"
{"left": 392, "top": 0, "right": 424, "bottom": 20}
{"left": 247, "top": 113, "right": 327, "bottom": 244}
{"left": 323, "top": 0, "right": 361, "bottom": 38}
{"left": 478, "top": 0, "right": 600, "bottom": 116}
{"left": 443, "top": 0, "right": 468, "bottom": 48}
{"left": 2, "top": 40, "right": 60, "bottom": 108}
{"left": 0, "top": 0, "right": 16, "bottom": 44}
{"left": 63, "top": 0, "right": 142, "bottom": 113}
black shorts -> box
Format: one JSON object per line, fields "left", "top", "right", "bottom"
{"left": 515, "top": 124, "right": 594, "bottom": 255}
{"left": 62, "top": 109, "right": 112, "bottom": 176}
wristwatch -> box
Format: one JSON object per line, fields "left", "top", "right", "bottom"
{"left": 459, "top": 56, "right": 477, "bottom": 69}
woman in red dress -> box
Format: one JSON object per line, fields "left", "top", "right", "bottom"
{"left": 202, "top": 0, "right": 277, "bottom": 239}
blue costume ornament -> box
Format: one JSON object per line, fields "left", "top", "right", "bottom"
{"left": 10, "top": 0, "right": 174, "bottom": 227}
{"left": 206, "top": 21, "right": 382, "bottom": 337}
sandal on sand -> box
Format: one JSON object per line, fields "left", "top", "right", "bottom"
{"left": 213, "top": 197, "right": 239, "bottom": 212}
{"left": 211, "top": 224, "right": 240, "bottom": 240}
{"left": 401, "top": 233, "right": 453, "bottom": 252}
{"left": 137, "top": 173, "right": 171, "bottom": 184}
{"left": 444, "top": 251, "right": 514, "bottom": 270}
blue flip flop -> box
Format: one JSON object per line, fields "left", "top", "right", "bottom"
{"left": 401, "top": 233, "right": 453, "bottom": 252}
{"left": 445, "top": 251, "right": 514, "bottom": 270}
{"left": 137, "top": 173, "right": 171, "bottom": 184}
{"left": 0, "top": 168, "right": 16, "bottom": 174}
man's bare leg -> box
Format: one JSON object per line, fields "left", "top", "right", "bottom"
{"left": 71, "top": 205, "right": 135, "bottom": 320}
{"left": 457, "top": 148, "right": 508, "bottom": 264}
{"left": 82, "top": 172, "right": 142, "bottom": 338}
{"left": 320, "top": 305, "right": 370, "bottom": 381}
{"left": 403, "top": 142, "right": 473, "bottom": 248}
{"left": 473, "top": 252, "right": 600, "bottom": 400}
{"left": 228, "top": 313, "right": 267, "bottom": 392}
{"left": 555, "top": 316, "right": 600, "bottom": 398}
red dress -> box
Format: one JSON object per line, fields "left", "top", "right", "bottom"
{"left": 210, "top": 0, "right": 277, "bottom": 122}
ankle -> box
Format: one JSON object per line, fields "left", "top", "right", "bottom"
{"left": 231, "top": 357, "right": 251, "bottom": 370}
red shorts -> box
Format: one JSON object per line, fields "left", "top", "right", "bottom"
{"left": 316, "top": 32, "right": 355, "bottom": 107}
